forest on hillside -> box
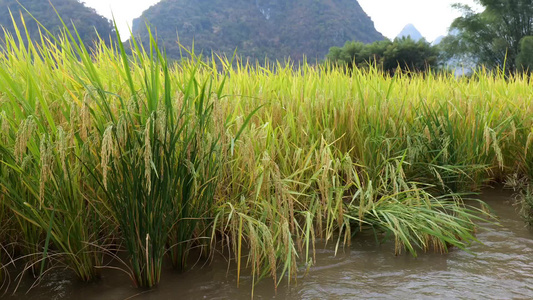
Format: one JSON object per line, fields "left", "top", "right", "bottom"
{"left": 131, "top": 0, "right": 384, "bottom": 61}
{"left": 0, "top": 0, "right": 114, "bottom": 46}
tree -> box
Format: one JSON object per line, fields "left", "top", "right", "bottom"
{"left": 382, "top": 37, "right": 438, "bottom": 73}
{"left": 326, "top": 41, "right": 371, "bottom": 69}
{"left": 516, "top": 36, "right": 533, "bottom": 73}
{"left": 442, "top": 0, "right": 533, "bottom": 72}
{"left": 326, "top": 37, "right": 438, "bottom": 73}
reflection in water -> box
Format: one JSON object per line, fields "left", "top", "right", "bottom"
{"left": 7, "top": 189, "right": 533, "bottom": 299}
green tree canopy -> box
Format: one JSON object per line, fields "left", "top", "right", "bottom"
{"left": 442, "top": 0, "right": 533, "bottom": 72}
{"left": 326, "top": 37, "right": 438, "bottom": 73}
{"left": 516, "top": 36, "right": 533, "bottom": 73}
{"left": 0, "top": 0, "right": 115, "bottom": 48}
{"left": 383, "top": 37, "right": 439, "bottom": 72}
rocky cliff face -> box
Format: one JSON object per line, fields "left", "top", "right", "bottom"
{"left": 132, "top": 0, "right": 384, "bottom": 62}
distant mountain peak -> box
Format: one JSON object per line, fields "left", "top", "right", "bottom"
{"left": 396, "top": 23, "right": 424, "bottom": 41}
{"left": 432, "top": 35, "right": 445, "bottom": 45}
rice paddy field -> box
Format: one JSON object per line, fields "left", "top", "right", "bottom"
{"left": 0, "top": 23, "right": 532, "bottom": 295}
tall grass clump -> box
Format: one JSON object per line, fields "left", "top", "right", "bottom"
{"left": 0, "top": 14, "right": 225, "bottom": 288}
{"left": 85, "top": 30, "right": 225, "bottom": 286}
{"left": 0, "top": 21, "right": 105, "bottom": 281}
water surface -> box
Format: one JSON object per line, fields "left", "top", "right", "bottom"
{"left": 7, "top": 189, "right": 533, "bottom": 299}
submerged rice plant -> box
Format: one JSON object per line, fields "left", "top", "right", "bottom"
{"left": 516, "top": 187, "right": 533, "bottom": 226}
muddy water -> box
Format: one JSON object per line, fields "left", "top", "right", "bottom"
{"left": 7, "top": 189, "right": 533, "bottom": 299}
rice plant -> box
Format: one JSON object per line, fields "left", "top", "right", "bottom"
{"left": 85, "top": 38, "right": 225, "bottom": 286}
{"left": 0, "top": 10, "right": 532, "bottom": 294}
{"left": 516, "top": 186, "right": 533, "bottom": 226}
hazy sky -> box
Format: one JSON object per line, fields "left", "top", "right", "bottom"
{"left": 82, "top": 0, "right": 481, "bottom": 42}
{"left": 358, "top": 0, "right": 480, "bottom": 41}
{"left": 82, "top": 0, "right": 161, "bottom": 39}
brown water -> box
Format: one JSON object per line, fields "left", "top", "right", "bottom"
{"left": 6, "top": 189, "right": 533, "bottom": 299}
